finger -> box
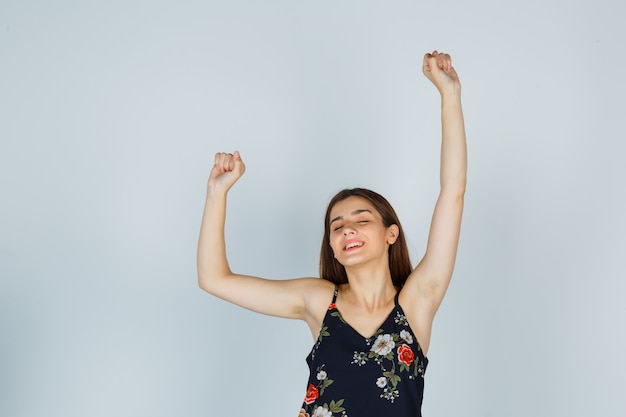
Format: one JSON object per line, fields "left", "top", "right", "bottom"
{"left": 232, "top": 150, "right": 245, "bottom": 175}
{"left": 214, "top": 152, "right": 233, "bottom": 173}
{"left": 218, "top": 153, "right": 228, "bottom": 171}
{"left": 428, "top": 56, "right": 448, "bottom": 74}
{"left": 214, "top": 152, "right": 225, "bottom": 173}
{"left": 440, "top": 53, "right": 452, "bottom": 72}
{"left": 435, "top": 52, "right": 445, "bottom": 70}
{"left": 224, "top": 153, "right": 234, "bottom": 172}
{"left": 435, "top": 51, "right": 452, "bottom": 72}
{"left": 423, "top": 52, "right": 435, "bottom": 72}
{"left": 423, "top": 50, "right": 451, "bottom": 75}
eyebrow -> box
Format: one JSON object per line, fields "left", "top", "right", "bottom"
{"left": 329, "top": 209, "right": 373, "bottom": 226}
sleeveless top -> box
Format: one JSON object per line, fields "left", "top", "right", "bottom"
{"left": 299, "top": 286, "right": 429, "bottom": 417}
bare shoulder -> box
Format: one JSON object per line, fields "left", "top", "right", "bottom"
{"left": 301, "top": 278, "right": 336, "bottom": 311}
{"left": 299, "top": 278, "right": 336, "bottom": 338}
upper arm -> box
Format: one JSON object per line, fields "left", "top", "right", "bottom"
{"left": 198, "top": 272, "right": 334, "bottom": 322}
{"left": 404, "top": 188, "right": 464, "bottom": 317}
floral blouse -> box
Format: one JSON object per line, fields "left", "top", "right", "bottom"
{"left": 299, "top": 286, "right": 428, "bottom": 417}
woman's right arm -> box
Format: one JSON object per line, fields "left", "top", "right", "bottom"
{"left": 197, "top": 151, "right": 332, "bottom": 322}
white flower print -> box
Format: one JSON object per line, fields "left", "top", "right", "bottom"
{"left": 381, "top": 386, "right": 400, "bottom": 402}
{"left": 351, "top": 351, "right": 367, "bottom": 366}
{"left": 370, "top": 334, "right": 395, "bottom": 356}
{"left": 400, "top": 329, "right": 413, "bottom": 344}
{"left": 394, "top": 312, "right": 408, "bottom": 326}
{"left": 312, "top": 405, "right": 333, "bottom": 417}
{"left": 376, "top": 377, "right": 387, "bottom": 388}
{"left": 316, "top": 370, "right": 328, "bottom": 381}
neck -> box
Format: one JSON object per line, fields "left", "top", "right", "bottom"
{"left": 342, "top": 264, "right": 396, "bottom": 311}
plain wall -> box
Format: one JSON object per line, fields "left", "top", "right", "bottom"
{"left": 1, "top": 1, "right": 625, "bottom": 416}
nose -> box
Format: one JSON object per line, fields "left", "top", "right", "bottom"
{"left": 342, "top": 224, "right": 356, "bottom": 236}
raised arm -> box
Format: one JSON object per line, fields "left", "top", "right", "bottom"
{"left": 197, "top": 151, "right": 332, "bottom": 326}
{"left": 402, "top": 51, "right": 467, "bottom": 321}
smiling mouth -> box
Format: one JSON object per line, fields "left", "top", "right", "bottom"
{"left": 343, "top": 241, "right": 364, "bottom": 251}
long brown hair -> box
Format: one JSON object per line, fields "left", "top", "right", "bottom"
{"left": 319, "top": 188, "right": 413, "bottom": 287}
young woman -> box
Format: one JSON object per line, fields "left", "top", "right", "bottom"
{"left": 198, "top": 50, "right": 467, "bottom": 417}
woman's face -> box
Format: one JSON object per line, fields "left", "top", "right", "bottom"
{"left": 328, "top": 196, "right": 398, "bottom": 268}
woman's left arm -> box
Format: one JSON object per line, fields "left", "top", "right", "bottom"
{"left": 404, "top": 51, "right": 467, "bottom": 319}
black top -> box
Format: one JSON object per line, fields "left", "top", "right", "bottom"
{"left": 299, "top": 286, "right": 429, "bottom": 417}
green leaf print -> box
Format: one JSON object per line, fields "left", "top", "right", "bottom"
{"left": 319, "top": 378, "right": 334, "bottom": 395}
{"left": 329, "top": 399, "right": 345, "bottom": 413}
{"left": 383, "top": 370, "right": 401, "bottom": 387}
{"left": 319, "top": 325, "right": 330, "bottom": 338}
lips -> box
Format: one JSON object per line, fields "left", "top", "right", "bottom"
{"left": 343, "top": 240, "right": 364, "bottom": 251}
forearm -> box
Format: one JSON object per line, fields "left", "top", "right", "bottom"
{"left": 197, "top": 189, "right": 232, "bottom": 290}
{"left": 440, "top": 91, "right": 467, "bottom": 193}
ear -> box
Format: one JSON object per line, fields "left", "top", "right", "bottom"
{"left": 386, "top": 224, "right": 399, "bottom": 245}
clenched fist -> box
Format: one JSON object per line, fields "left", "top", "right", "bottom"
{"left": 207, "top": 150, "right": 246, "bottom": 195}
{"left": 422, "top": 50, "right": 461, "bottom": 96}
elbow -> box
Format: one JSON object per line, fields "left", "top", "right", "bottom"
{"left": 453, "top": 184, "right": 466, "bottom": 199}
{"left": 197, "top": 274, "right": 208, "bottom": 292}
{"left": 441, "top": 182, "right": 466, "bottom": 200}
{"left": 197, "top": 267, "right": 229, "bottom": 296}
{"left": 441, "top": 172, "right": 466, "bottom": 197}
{"left": 459, "top": 184, "right": 466, "bottom": 199}
{"left": 197, "top": 269, "right": 215, "bottom": 294}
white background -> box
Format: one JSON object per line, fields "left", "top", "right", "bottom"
{"left": 1, "top": 1, "right": 625, "bottom": 416}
